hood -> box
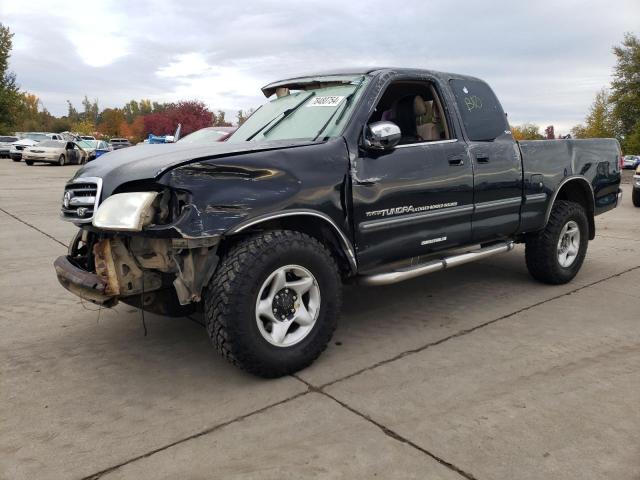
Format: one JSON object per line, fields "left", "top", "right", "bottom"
{"left": 71, "top": 139, "right": 319, "bottom": 197}
{"left": 13, "top": 139, "right": 38, "bottom": 147}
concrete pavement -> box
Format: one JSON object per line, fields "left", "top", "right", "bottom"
{"left": 1, "top": 160, "right": 638, "bottom": 479}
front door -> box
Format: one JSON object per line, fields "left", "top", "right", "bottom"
{"left": 352, "top": 141, "right": 473, "bottom": 270}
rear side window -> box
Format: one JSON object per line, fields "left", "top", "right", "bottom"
{"left": 449, "top": 79, "right": 507, "bottom": 141}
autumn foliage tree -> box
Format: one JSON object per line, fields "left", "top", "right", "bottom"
{"left": 143, "top": 100, "right": 213, "bottom": 137}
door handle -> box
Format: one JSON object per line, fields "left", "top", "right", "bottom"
{"left": 476, "top": 153, "right": 490, "bottom": 163}
{"left": 448, "top": 155, "right": 464, "bottom": 166}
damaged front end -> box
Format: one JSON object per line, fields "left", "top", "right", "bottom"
{"left": 55, "top": 184, "right": 221, "bottom": 316}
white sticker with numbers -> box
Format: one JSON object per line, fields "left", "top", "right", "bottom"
{"left": 306, "top": 96, "right": 345, "bottom": 107}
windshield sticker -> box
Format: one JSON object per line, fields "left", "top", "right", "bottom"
{"left": 306, "top": 96, "right": 345, "bottom": 107}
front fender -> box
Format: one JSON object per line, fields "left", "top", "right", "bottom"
{"left": 155, "top": 140, "right": 351, "bottom": 240}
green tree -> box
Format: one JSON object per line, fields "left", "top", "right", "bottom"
{"left": 213, "top": 109, "right": 232, "bottom": 126}
{"left": 571, "top": 89, "right": 616, "bottom": 139}
{"left": 610, "top": 33, "right": 640, "bottom": 150}
{"left": 82, "top": 95, "right": 99, "bottom": 124}
{"left": 511, "top": 123, "right": 544, "bottom": 140}
{"left": 0, "top": 23, "right": 21, "bottom": 134}
{"left": 237, "top": 108, "right": 255, "bottom": 126}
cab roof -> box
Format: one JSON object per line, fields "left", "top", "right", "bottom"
{"left": 261, "top": 67, "right": 481, "bottom": 97}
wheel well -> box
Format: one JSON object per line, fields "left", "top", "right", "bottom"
{"left": 553, "top": 179, "right": 595, "bottom": 239}
{"left": 219, "top": 216, "right": 356, "bottom": 277}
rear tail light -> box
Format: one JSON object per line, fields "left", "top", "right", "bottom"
{"left": 619, "top": 155, "right": 624, "bottom": 169}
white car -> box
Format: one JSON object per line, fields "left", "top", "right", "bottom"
{"left": 10, "top": 139, "right": 39, "bottom": 162}
{"left": 0, "top": 135, "right": 19, "bottom": 158}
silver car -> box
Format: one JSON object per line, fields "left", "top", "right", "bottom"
{"left": 623, "top": 155, "right": 640, "bottom": 169}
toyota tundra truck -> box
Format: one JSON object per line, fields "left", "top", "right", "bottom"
{"left": 54, "top": 68, "right": 623, "bottom": 377}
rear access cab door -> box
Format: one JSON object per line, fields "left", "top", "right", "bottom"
{"left": 447, "top": 77, "right": 523, "bottom": 243}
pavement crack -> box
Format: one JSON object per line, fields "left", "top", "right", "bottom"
{"left": 80, "top": 390, "right": 311, "bottom": 480}
{"left": 318, "top": 264, "right": 640, "bottom": 390}
{"left": 292, "top": 375, "right": 477, "bottom": 480}
{"left": 0, "top": 206, "right": 67, "bottom": 248}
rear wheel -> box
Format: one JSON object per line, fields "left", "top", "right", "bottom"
{"left": 25, "top": 160, "right": 33, "bottom": 166}
{"left": 204, "top": 230, "right": 341, "bottom": 377}
{"left": 58, "top": 154, "right": 66, "bottom": 166}
{"left": 525, "top": 200, "right": 589, "bottom": 284}
{"left": 12, "top": 157, "right": 20, "bottom": 162}
{"left": 633, "top": 188, "right": 640, "bottom": 208}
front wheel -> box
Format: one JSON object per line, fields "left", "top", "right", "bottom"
{"left": 58, "top": 154, "right": 66, "bottom": 166}
{"left": 25, "top": 160, "right": 33, "bottom": 166}
{"left": 633, "top": 188, "right": 640, "bottom": 207}
{"left": 525, "top": 200, "right": 589, "bottom": 284}
{"left": 204, "top": 230, "right": 341, "bottom": 377}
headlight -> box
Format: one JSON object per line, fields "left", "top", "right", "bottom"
{"left": 93, "top": 192, "right": 158, "bottom": 231}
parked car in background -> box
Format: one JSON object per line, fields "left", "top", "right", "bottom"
{"left": 10, "top": 138, "right": 39, "bottom": 161}
{"left": 623, "top": 155, "right": 640, "bottom": 169}
{"left": 0, "top": 135, "right": 19, "bottom": 158}
{"left": 178, "top": 126, "right": 237, "bottom": 144}
{"left": 80, "top": 140, "right": 112, "bottom": 161}
{"left": 18, "top": 132, "right": 65, "bottom": 141}
{"left": 109, "top": 138, "right": 132, "bottom": 150}
{"left": 633, "top": 165, "right": 640, "bottom": 207}
{"left": 80, "top": 135, "right": 96, "bottom": 141}
{"left": 23, "top": 140, "right": 88, "bottom": 166}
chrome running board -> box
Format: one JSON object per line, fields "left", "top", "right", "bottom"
{"left": 359, "top": 241, "right": 514, "bottom": 286}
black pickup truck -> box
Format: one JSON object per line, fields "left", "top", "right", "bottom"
{"left": 54, "top": 68, "right": 622, "bottom": 377}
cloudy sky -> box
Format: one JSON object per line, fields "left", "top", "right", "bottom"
{"left": 2, "top": 0, "right": 638, "bottom": 133}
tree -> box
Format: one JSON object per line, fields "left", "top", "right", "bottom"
{"left": 143, "top": 100, "right": 213, "bottom": 136}
{"left": 82, "top": 95, "right": 99, "bottom": 125}
{"left": 66, "top": 100, "right": 81, "bottom": 123}
{"left": 0, "top": 23, "right": 21, "bottom": 134}
{"left": 98, "top": 108, "right": 126, "bottom": 137}
{"left": 237, "top": 108, "right": 255, "bottom": 126}
{"left": 610, "top": 33, "right": 640, "bottom": 150}
{"left": 511, "top": 123, "right": 544, "bottom": 140}
{"left": 571, "top": 89, "right": 616, "bottom": 139}
{"left": 545, "top": 125, "right": 555, "bottom": 140}
{"left": 72, "top": 118, "right": 96, "bottom": 135}
{"left": 213, "top": 110, "right": 232, "bottom": 127}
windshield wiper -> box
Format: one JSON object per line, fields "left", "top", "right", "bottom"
{"left": 246, "top": 91, "right": 315, "bottom": 141}
{"left": 312, "top": 76, "right": 365, "bottom": 142}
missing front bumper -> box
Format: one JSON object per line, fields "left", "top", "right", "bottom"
{"left": 53, "top": 255, "right": 118, "bottom": 306}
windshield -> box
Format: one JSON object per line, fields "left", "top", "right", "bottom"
{"left": 23, "top": 133, "right": 49, "bottom": 141}
{"left": 228, "top": 76, "right": 368, "bottom": 143}
{"left": 179, "top": 128, "right": 231, "bottom": 144}
{"left": 77, "top": 140, "right": 94, "bottom": 149}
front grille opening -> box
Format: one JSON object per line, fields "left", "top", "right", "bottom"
{"left": 61, "top": 180, "right": 100, "bottom": 223}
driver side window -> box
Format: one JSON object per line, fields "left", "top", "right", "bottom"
{"left": 369, "top": 81, "right": 451, "bottom": 145}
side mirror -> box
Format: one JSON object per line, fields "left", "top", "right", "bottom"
{"left": 364, "top": 121, "right": 401, "bottom": 151}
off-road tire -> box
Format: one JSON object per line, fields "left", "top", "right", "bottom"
{"left": 58, "top": 154, "right": 66, "bottom": 166}
{"left": 204, "top": 230, "right": 341, "bottom": 377}
{"left": 632, "top": 188, "right": 640, "bottom": 208}
{"left": 525, "top": 200, "right": 588, "bottom": 284}
{"left": 25, "top": 160, "right": 33, "bottom": 166}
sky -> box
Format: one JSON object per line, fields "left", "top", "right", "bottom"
{"left": 2, "top": 0, "right": 639, "bottom": 134}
